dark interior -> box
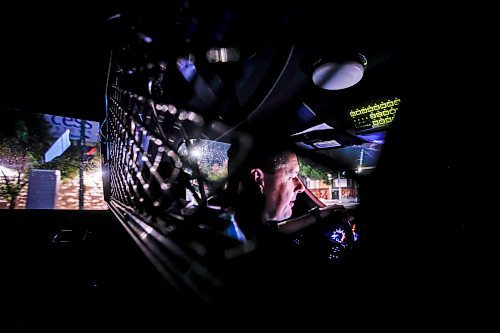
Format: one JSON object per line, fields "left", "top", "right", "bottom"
{"left": 1, "top": 0, "right": 482, "bottom": 328}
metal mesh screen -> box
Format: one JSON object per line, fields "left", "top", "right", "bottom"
{"left": 103, "top": 83, "right": 242, "bottom": 301}
{"left": 107, "top": 85, "right": 205, "bottom": 222}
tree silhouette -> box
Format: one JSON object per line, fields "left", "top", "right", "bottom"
{"left": 0, "top": 168, "right": 29, "bottom": 209}
{"left": 299, "top": 158, "right": 332, "bottom": 184}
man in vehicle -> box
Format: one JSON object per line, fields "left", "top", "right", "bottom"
{"left": 225, "top": 142, "right": 302, "bottom": 237}
{"left": 225, "top": 140, "right": 352, "bottom": 243}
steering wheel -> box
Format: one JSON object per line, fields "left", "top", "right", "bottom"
{"left": 291, "top": 205, "right": 356, "bottom": 266}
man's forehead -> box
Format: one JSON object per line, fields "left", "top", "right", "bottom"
{"left": 284, "top": 154, "right": 300, "bottom": 173}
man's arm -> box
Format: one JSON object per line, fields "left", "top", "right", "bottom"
{"left": 276, "top": 205, "right": 346, "bottom": 234}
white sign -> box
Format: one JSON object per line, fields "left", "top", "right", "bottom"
{"left": 43, "top": 114, "right": 100, "bottom": 143}
{"left": 44, "top": 129, "right": 71, "bottom": 163}
{"left": 333, "top": 179, "right": 348, "bottom": 187}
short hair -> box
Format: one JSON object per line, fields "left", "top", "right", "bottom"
{"left": 227, "top": 139, "right": 295, "bottom": 178}
{"left": 245, "top": 149, "right": 293, "bottom": 174}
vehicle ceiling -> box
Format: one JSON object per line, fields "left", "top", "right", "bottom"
{"left": 1, "top": 1, "right": 484, "bottom": 156}
{"left": 2, "top": 2, "right": 401, "bottom": 122}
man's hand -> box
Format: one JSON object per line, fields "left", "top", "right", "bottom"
{"left": 277, "top": 204, "right": 352, "bottom": 235}
{"left": 318, "top": 204, "right": 353, "bottom": 223}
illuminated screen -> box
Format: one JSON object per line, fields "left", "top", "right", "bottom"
{"left": 349, "top": 97, "right": 400, "bottom": 132}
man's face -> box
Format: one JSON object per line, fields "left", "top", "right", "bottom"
{"left": 262, "top": 153, "right": 305, "bottom": 221}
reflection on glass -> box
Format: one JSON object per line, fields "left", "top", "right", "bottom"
{"left": 179, "top": 139, "right": 230, "bottom": 205}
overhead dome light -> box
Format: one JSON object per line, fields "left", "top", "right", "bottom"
{"left": 206, "top": 47, "right": 240, "bottom": 63}
{"left": 312, "top": 53, "right": 367, "bottom": 90}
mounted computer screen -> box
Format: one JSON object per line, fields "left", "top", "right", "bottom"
{"left": 349, "top": 97, "right": 400, "bottom": 133}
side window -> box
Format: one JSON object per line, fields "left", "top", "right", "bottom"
{"left": 0, "top": 111, "right": 107, "bottom": 210}
{"left": 178, "top": 139, "right": 230, "bottom": 204}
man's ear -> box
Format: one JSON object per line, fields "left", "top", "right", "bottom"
{"left": 250, "top": 168, "right": 265, "bottom": 193}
